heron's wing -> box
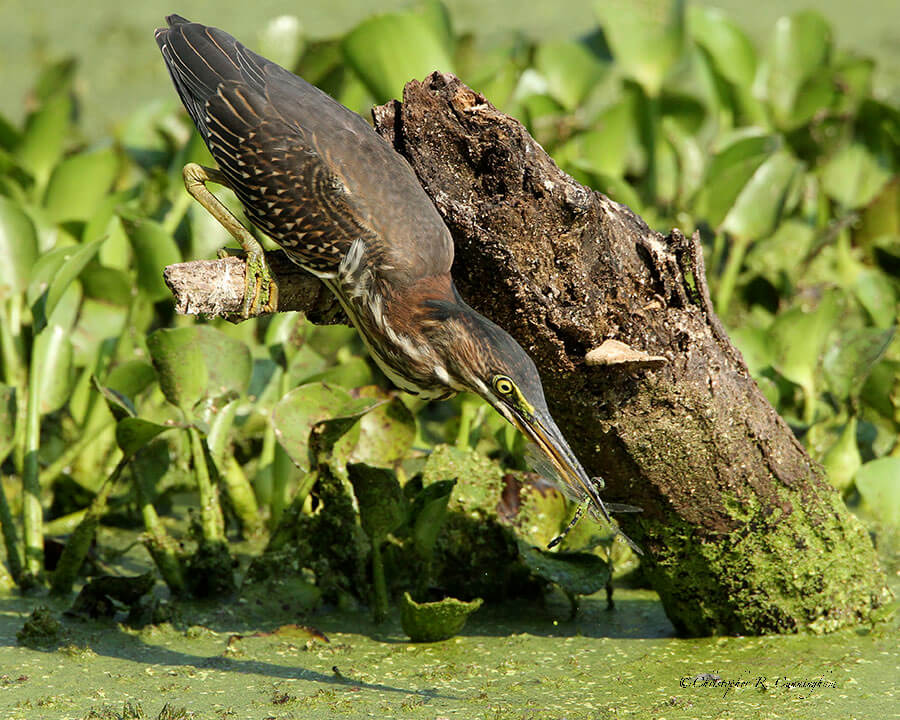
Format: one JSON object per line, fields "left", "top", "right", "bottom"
{"left": 155, "top": 15, "right": 454, "bottom": 280}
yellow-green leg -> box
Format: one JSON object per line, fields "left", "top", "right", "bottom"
{"left": 182, "top": 162, "right": 277, "bottom": 317}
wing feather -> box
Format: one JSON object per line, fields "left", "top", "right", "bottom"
{"left": 155, "top": 15, "right": 454, "bottom": 281}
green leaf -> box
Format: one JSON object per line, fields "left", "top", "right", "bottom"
{"left": 854, "top": 458, "right": 900, "bottom": 527}
{"left": 558, "top": 102, "right": 631, "bottom": 178}
{"left": 730, "top": 326, "right": 776, "bottom": 375}
{"left": 823, "top": 326, "right": 895, "bottom": 400}
{"left": 698, "top": 131, "right": 782, "bottom": 231}
{"left": 147, "top": 326, "right": 252, "bottom": 413}
{"left": 721, "top": 150, "right": 803, "bottom": 240}
{"left": 821, "top": 417, "right": 861, "bottom": 493}
{"left": 257, "top": 15, "right": 306, "bottom": 71}
{"left": 206, "top": 399, "right": 240, "bottom": 467}
{"left": 517, "top": 540, "right": 610, "bottom": 596}
{"left": 0, "top": 195, "right": 39, "bottom": 295}
{"left": 347, "top": 463, "right": 406, "bottom": 541}
{"left": 16, "top": 95, "right": 72, "bottom": 189}
{"left": 27, "top": 238, "right": 103, "bottom": 333}
{"left": 43, "top": 147, "right": 118, "bottom": 224}
{"left": 349, "top": 395, "right": 416, "bottom": 468}
{"left": 92, "top": 377, "right": 137, "bottom": 421}
{"left": 31, "top": 57, "right": 77, "bottom": 104}
{"left": 33, "top": 323, "right": 74, "bottom": 414}
{"left": 534, "top": 39, "right": 610, "bottom": 110}
{"left": 853, "top": 269, "right": 898, "bottom": 329}
{"left": 0, "top": 385, "right": 16, "bottom": 461}
{"left": 342, "top": 10, "right": 455, "bottom": 102}
{"left": 821, "top": 143, "right": 893, "bottom": 210}
{"left": 271, "top": 383, "right": 383, "bottom": 472}
{"left": 123, "top": 217, "right": 182, "bottom": 302}
{"left": 766, "top": 11, "right": 833, "bottom": 128}
{"left": 410, "top": 479, "right": 456, "bottom": 559}
{"left": 115, "top": 417, "right": 172, "bottom": 458}
{"left": 860, "top": 360, "right": 900, "bottom": 422}
{"left": 301, "top": 356, "right": 373, "bottom": 388}
{"left": 596, "top": 0, "right": 685, "bottom": 97}
{"left": 106, "top": 360, "right": 156, "bottom": 401}
{"left": 688, "top": 6, "right": 757, "bottom": 90}
{"left": 771, "top": 292, "right": 841, "bottom": 398}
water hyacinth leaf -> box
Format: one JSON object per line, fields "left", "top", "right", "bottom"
{"left": 27, "top": 238, "right": 103, "bottom": 333}
{"left": 860, "top": 360, "right": 900, "bottom": 421}
{"left": 31, "top": 57, "right": 77, "bottom": 104}
{"left": 16, "top": 94, "right": 72, "bottom": 189}
{"left": 410, "top": 479, "right": 456, "bottom": 559}
{"left": 79, "top": 265, "right": 133, "bottom": 307}
{"left": 534, "top": 39, "right": 609, "bottom": 110}
{"left": 123, "top": 217, "right": 181, "bottom": 302}
{"left": 265, "top": 311, "right": 304, "bottom": 369}
{"left": 854, "top": 457, "right": 900, "bottom": 527}
{"left": 0, "top": 113, "right": 20, "bottom": 151}
{"left": 350, "top": 395, "right": 416, "bottom": 468}
{"left": 257, "top": 15, "right": 305, "bottom": 71}
{"left": 729, "top": 326, "right": 776, "bottom": 375}
{"left": 698, "top": 131, "right": 780, "bottom": 230}
{"left": 342, "top": 10, "right": 454, "bottom": 102}
{"left": 106, "top": 360, "right": 156, "bottom": 401}
{"left": 766, "top": 11, "right": 832, "bottom": 127}
{"left": 558, "top": 102, "right": 631, "bottom": 178}
{"left": 0, "top": 195, "right": 38, "bottom": 295}
{"left": 93, "top": 378, "right": 136, "bottom": 421}
{"left": 788, "top": 73, "right": 837, "bottom": 128}
{"left": 419, "top": 0, "right": 454, "bottom": 55}
{"left": 517, "top": 539, "right": 610, "bottom": 597}
{"left": 302, "top": 356, "right": 373, "bottom": 389}
{"left": 821, "top": 143, "right": 893, "bottom": 210}
{"left": 272, "top": 383, "right": 382, "bottom": 471}
{"left": 823, "top": 326, "right": 895, "bottom": 401}
{"left": 688, "top": 6, "right": 756, "bottom": 90}
{"left": 147, "top": 326, "right": 252, "bottom": 412}
{"left": 206, "top": 399, "right": 240, "bottom": 467}
{"left": 33, "top": 324, "right": 74, "bottom": 415}
{"left": 595, "top": 0, "right": 685, "bottom": 97}
{"left": 71, "top": 298, "right": 128, "bottom": 368}
{"left": 43, "top": 147, "right": 118, "bottom": 224}
{"left": 853, "top": 268, "right": 898, "bottom": 329}
{"left": 0, "top": 385, "right": 15, "bottom": 461}
{"left": 115, "top": 417, "right": 172, "bottom": 458}
{"left": 347, "top": 463, "right": 406, "bottom": 541}
{"left": 821, "top": 417, "right": 861, "bottom": 492}
{"left": 771, "top": 292, "right": 841, "bottom": 396}
{"left": 722, "top": 150, "right": 802, "bottom": 240}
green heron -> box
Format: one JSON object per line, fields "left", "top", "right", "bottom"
{"left": 155, "top": 15, "right": 638, "bottom": 552}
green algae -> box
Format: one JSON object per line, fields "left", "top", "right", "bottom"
{"left": 1, "top": 581, "right": 896, "bottom": 719}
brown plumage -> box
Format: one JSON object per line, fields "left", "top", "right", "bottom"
{"left": 155, "top": 15, "right": 640, "bottom": 552}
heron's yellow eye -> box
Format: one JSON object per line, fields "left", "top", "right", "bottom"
{"left": 493, "top": 375, "right": 514, "bottom": 395}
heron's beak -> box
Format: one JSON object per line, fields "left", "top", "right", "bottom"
{"left": 500, "top": 405, "right": 613, "bottom": 525}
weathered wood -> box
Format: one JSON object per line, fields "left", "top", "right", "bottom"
{"left": 371, "top": 72, "right": 890, "bottom": 635}
{"left": 163, "top": 250, "right": 344, "bottom": 324}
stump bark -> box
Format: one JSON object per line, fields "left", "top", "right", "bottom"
{"left": 165, "top": 72, "right": 891, "bottom": 636}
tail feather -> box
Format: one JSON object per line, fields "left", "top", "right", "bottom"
{"left": 155, "top": 16, "right": 269, "bottom": 137}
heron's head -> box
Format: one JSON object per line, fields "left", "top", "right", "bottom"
{"left": 429, "top": 302, "right": 610, "bottom": 523}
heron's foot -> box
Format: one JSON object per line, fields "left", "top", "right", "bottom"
{"left": 183, "top": 162, "right": 278, "bottom": 318}
{"left": 242, "top": 247, "right": 277, "bottom": 318}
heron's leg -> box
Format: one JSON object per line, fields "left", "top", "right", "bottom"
{"left": 182, "top": 162, "right": 277, "bottom": 317}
